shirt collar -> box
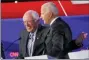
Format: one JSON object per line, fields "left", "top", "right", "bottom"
{"left": 50, "top": 17, "right": 59, "bottom": 26}
{"left": 30, "top": 28, "right": 38, "bottom": 36}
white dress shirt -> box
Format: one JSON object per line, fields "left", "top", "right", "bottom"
{"left": 28, "top": 29, "right": 37, "bottom": 56}
{"left": 50, "top": 17, "right": 59, "bottom": 26}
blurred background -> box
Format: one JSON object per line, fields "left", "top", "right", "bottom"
{"left": 1, "top": 0, "right": 89, "bottom": 59}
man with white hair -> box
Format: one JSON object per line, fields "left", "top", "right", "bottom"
{"left": 41, "top": 2, "right": 88, "bottom": 59}
{"left": 17, "top": 10, "right": 46, "bottom": 59}
{"left": 17, "top": 9, "right": 87, "bottom": 59}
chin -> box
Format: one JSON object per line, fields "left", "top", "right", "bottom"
{"left": 27, "top": 29, "right": 31, "bottom": 32}
{"left": 27, "top": 30, "right": 31, "bottom": 32}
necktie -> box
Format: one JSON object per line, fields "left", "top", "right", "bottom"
{"left": 28, "top": 33, "right": 34, "bottom": 56}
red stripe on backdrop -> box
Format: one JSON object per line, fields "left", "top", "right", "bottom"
{"left": 1, "top": 1, "right": 65, "bottom": 19}
{"left": 1, "top": 0, "right": 89, "bottom": 19}
{"left": 60, "top": 0, "right": 89, "bottom": 16}
{"left": 1, "top": 1, "right": 46, "bottom": 18}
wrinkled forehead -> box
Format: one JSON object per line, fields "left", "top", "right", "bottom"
{"left": 23, "top": 14, "right": 33, "bottom": 21}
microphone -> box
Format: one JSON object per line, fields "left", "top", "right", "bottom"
{"left": 4, "top": 37, "right": 21, "bottom": 51}
{"left": 87, "top": 42, "right": 89, "bottom": 50}
{"left": 1, "top": 43, "right": 5, "bottom": 59}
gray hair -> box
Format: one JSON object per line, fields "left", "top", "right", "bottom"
{"left": 23, "top": 10, "right": 39, "bottom": 22}
{"left": 42, "top": 2, "right": 59, "bottom": 16}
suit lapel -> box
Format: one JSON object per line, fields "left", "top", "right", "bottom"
{"left": 45, "top": 17, "right": 60, "bottom": 44}
{"left": 51, "top": 17, "right": 62, "bottom": 28}
{"left": 32, "top": 24, "right": 44, "bottom": 55}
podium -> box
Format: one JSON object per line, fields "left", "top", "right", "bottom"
{"left": 68, "top": 50, "right": 89, "bottom": 59}
{"left": 25, "top": 55, "right": 55, "bottom": 59}
{"left": 24, "top": 50, "right": 89, "bottom": 59}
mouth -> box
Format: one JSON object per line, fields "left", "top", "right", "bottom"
{"left": 27, "top": 27, "right": 31, "bottom": 29}
{"left": 26, "top": 27, "right": 32, "bottom": 32}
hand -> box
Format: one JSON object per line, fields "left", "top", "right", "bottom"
{"left": 75, "top": 32, "right": 88, "bottom": 45}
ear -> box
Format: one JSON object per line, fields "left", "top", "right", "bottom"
{"left": 48, "top": 10, "right": 53, "bottom": 18}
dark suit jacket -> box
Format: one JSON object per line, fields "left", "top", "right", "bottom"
{"left": 43, "top": 17, "right": 81, "bottom": 59}
{"left": 17, "top": 24, "right": 46, "bottom": 59}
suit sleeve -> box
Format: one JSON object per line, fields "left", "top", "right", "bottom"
{"left": 45, "top": 23, "right": 71, "bottom": 58}
{"left": 46, "top": 29, "right": 64, "bottom": 58}
{"left": 67, "top": 40, "right": 83, "bottom": 51}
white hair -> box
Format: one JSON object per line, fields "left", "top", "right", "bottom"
{"left": 23, "top": 10, "right": 39, "bottom": 22}
{"left": 42, "top": 2, "right": 59, "bottom": 16}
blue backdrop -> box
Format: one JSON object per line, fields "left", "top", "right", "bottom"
{"left": 1, "top": 15, "right": 89, "bottom": 59}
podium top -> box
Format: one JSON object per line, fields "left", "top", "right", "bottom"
{"left": 68, "top": 50, "right": 89, "bottom": 59}
{"left": 24, "top": 55, "right": 55, "bottom": 59}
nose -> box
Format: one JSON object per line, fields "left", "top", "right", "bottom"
{"left": 27, "top": 22, "right": 31, "bottom": 26}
